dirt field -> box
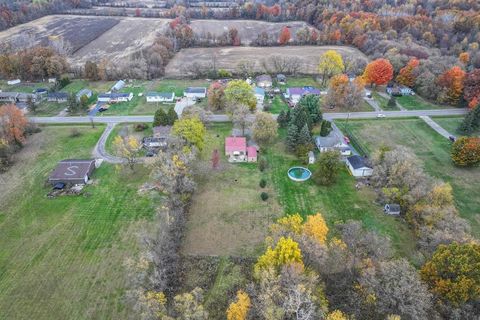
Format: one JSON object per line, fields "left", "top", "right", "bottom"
{"left": 165, "top": 45, "right": 368, "bottom": 77}
{"left": 191, "top": 20, "right": 318, "bottom": 44}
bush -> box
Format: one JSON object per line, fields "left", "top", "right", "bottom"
{"left": 260, "top": 192, "right": 269, "bottom": 201}
{"left": 258, "top": 157, "right": 268, "bottom": 171}
{"left": 319, "top": 120, "right": 332, "bottom": 137}
{"left": 69, "top": 128, "right": 82, "bottom": 138}
{"left": 134, "top": 123, "right": 148, "bottom": 132}
{"left": 388, "top": 96, "right": 397, "bottom": 108}
{"left": 259, "top": 178, "right": 267, "bottom": 188}
{"left": 451, "top": 136, "right": 480, "bottom": 166}
{"left": 217, "top": 69, "right": 232, "bottom": 78}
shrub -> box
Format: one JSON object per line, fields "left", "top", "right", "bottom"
{"left": 69, "top": 128, "right": 81, "bottom": 138}
{"left": 388, "top": 96, "right": 397, "bottom": 108}
{"left": 218, "top": 69, "right": 232, "bottom": 78}
{"left": 258, "top": 157, "right": 268, "bottom": 171}
{"left": 260, "top": 192, "right": 269, "bottom": 201}
{"left": 259, "top": 179, "right": 267, "bottom": 188}
{"left": 451, "top": 136, "right": 480, "bottom": 166}
{"left": 134, "top": 123, "right": 148, "bottom": 132}
{"left": 319, "top": 120, "right": 332, "bottom": 137}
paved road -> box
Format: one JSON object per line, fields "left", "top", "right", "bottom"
{"left": 30, "top": 108, "right": 467, "bottom": 124}
{"left": 419, "top": 116, "right": 454, "bottom": 140}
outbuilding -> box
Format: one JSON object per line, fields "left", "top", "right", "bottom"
{"left": 184, "top": 87, "right": 207, "bottom": 99}
{"left": 112, "top": 80, "right": 126, "bottom": 92}
{"left": 48, "top": 159, "right": 96, "bottom": 185}
{"left": 308, "top": 151, "right": 315, "bottom": 164}
{"left": 146, "top": 92, "right": 175, "bottom": 103}
{"left": 346, "top": 155, "right": 373, "bottom": 178}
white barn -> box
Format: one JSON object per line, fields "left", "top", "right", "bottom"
{"left": 346, "top": 155, "right": 373, "bottom": 178}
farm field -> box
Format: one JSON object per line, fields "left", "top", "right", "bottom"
{"left": 165, "top": 45, "right": 368, "bottom": 77}
{"left": 0, "top": 125, "right": 154, "bottom": 319}
{"left": 345, "top": 118, "right": 480, "bottom": 237}
{"left": 191, "top": 20, "right": 318, "bottom": 45}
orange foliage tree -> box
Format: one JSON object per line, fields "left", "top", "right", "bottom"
{"left": 459, "top": 52, "right": 470, "bottom": 64}
{"left": 278, "top": 26, "right": 291, "bottom": 45}
{"left": 396, "top": 58, "right": 420, "bottom": 87}
{"left": 437, "top": 66, "right": 466, "bottom": 105}
{"left": 363, "top": 58, "right": 393, "bottom": 86}
{"left": 451, "top": 136, "right": 480, "bottom": 167}
{"left": 0, "top": 104, "right": 28, "bottom": 145}
{"left": 464, "top": 69, "right": 480, "bottom": 109}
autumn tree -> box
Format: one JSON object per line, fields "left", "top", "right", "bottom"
{"left": 172, "top": 117, "right": 206, "bottom": 151}
{"left": 79, "top": 95, "right": 89, "bottom": 111}
{"left": 173, "top": 287, "right": 209, "bottom": 319}
{"left": 207, "top": 81, "right": 226, "bottom": 111}
{"left": 437, "top": 66, "right": 466, "bottom": 105}
{"left": 421, "top": 243, "right": 480, "bottom": 305}
{"left": 226, "top": 290, "right": 251, "bottom": 320}
{"left": 313, "top": 150, "right": 341, "bottom": 186}
{"left": 451, "top": 136, "right": 480, "bottom": 167}
{"left": 84, "top": 60, "right": 99, "bottom": 81}
{"left": 0, "top": 104, "right": 28, "bottom": 145}
{"left": 302, "top": 213, "right": 329, "bottom": 245}
{"left": 396, "top": 58, "right": 419, "bottom": 87}
{"left": 231, "top": 104, "right": 251, "bottom": 137}
{"left": 252, "top": 112, "right": 278, "bottom": 147}
{"left": 278, "top": 26, "right": 291, "bottom": 45}
{"left": 363, "top": 58, "right": 394, "bottom": 87}
{"left": 113, "top": 135, "right": 141, "bottom": 171}
{"left": 254, "top": 237, "right": 303, "bottom": 275}
{"left": 318, "top": 50, "right": 345, "bottom": 85}
{"left": 459, "top": 52, "right": 470, "bottom": 65}
{"left": 224, "top": 80, "right": 257, "bottom": 111}
{"left": 325, "top": 74, "right": 365, "bottom": 111}
{"left": 463, "top": 69, "right": 480, "bottom": 108}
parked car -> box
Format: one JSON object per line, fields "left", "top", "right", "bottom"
{"left": 376, "top": 113, "right": 386, "bottom": 118}
{"left": 449, "top": 135, "right": 456, "bottom": 142}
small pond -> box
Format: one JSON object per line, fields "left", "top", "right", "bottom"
{"left": 287, "top": 167, "right": 312, "bottom": 182}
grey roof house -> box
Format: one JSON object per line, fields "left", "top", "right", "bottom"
{"left": 48, "top": 159, "right": 96, "bottom": 185}
{"left": 47, "top": 92, "right": 69, "bottom": 102}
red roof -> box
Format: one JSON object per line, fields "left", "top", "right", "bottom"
{"left": 225, "top": 136, "right": 247, "bottom": 153}
{"left": 247, "top": 146, "right": 257, "bottom": 158}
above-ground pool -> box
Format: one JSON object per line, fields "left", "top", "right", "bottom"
{"left": 287, "top": 167, "right": 312, "bottom": 182}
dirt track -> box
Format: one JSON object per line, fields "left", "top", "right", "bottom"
{"left": 165, "top": 45, "right": 368, "bottom": 77}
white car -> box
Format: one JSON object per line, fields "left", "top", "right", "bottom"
{"left": 376, "top": 113, "right": 386, "bottom": 118}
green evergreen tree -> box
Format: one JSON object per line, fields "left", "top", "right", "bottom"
{"left": 291, "top": 105, "right": 311, "bottom": 131}
{"left": 319, "top": 120, "right": 332, "bottom": 137}
{"left": 298, "top": 94, "right": 322, "bottom": 124}
{"left": 388, "top": 95, "right": 397, "bottom": 108}
{"left": 167, "top": 107, "right": 178, "bottom": 125}
{"left": 277, "top": 110, "right": 288, "bottom": 128}
{"left": 297, "top": 124, "right": 312, "bottom": 146}
{"left": 67, "top": 94, "right": 78, "bottom": 113}
{"left": 153, "top": 108, "right": 168, "bottom": 126}
{"left": 286, "top": 123, "right": 299, "bottom": 152}
{"left": 458, "top": 105, "right": 480, "bottom": 134}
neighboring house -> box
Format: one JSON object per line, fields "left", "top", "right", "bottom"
{"left": 254, "top": 87, "right": 265, "bottom": 104}
{"left": 0, "top": 92, "right": 38, "bottom": 103}
{"left": 256, "top": 74, "right": 272, "bottom": 88}
{"left": 386, "top": 84, "right": 414, "bottom": 96}
{"left": 277, "top": 74, "right": 286, "bottom": 84}
{"left": 308, "top": 151, "right": 315, "bottom": 164}
{"left": 112, "top": 80, "right": 126, "bottom": 92}
{"left": 146, "top": 92, "right": 175, "bottom": 103}
{"left": 97, "top": 92, "right": 133, "bottom": 103}
{"left": 76, "top": 89, "right": 93, "bottom": 101}
{"left": 7, "top": 79, "right": 20, "bottom": 85}
{"left": 48, "top": 159, "right": 96, "bottom": 185}
{"left": 384, "top": 204, "right": 401, "bottom": 215}
{"left": 47, "top": 92, "right": 69, "bottom": 103}
{"left": 346, "top": 155, "right": 373, "bottom": 178}
{"left": 225, "top": 136, "right": 257, "bottom": 163}
{"left": 315, "top": 133, "right": 352, "bottom": 156}
{"left": 184, "top": 87, "right": 207, "bottom": 99}
{"left": 285, "top": 87, "right": 321, "bottom": 104}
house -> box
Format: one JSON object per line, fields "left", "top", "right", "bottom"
{"left": 277, "top": 74, "right": 286, "bottom": 84}
{"left": 254, "top": 87, "right": 265, "bottom": 104}
{"left": 346, "top": 155, "right": 373, "bottom": 178}
{"left": 386, "top": 84, "right": 414, "bottom": 96}
{"left": 48, "top": 159, "right": 96, "bottom": 185}
{"left": 76, "top": 89, "right": 92, "bottom": 101}
{"left": 0, "top": 92, "right": 38, "bottom": 103}
{"left": 308, "top": 151, "right": 315, "bottom": 164}
{"left": 315, "top": 134, "right": 351, "bottom": 156}
{"left": 146, "top": 92, "right": 175, "bottom": 103}
{"left": 47, "top": 92, "right": 69, "bottom": 102}
{"left": 97, "top": 92, "right": 133, "bottom": 103}
{"left": 143, "top": 137, "right": 166, "bottom": 149}
{"left": 225, "top": 136, "right": 257, "bottom": 163}
{"left": 7, "top": 79, "right": 21, "bottom": 85}
{"left": 256, "top": 74, "right": 272, "bottom": 88}
{"left": 111, "top": 80, "right": 126, "bottom": 92}
{"left": 184, "top": 87, "right": 207, "bottom": 99}
{"left": 285, "top": 87, "right": 321, "bottom": 104}
{"left": 384, "top": 204, "right": 401, "bottom": 215}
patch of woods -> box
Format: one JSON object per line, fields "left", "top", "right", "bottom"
{"left": 0, "top": 104, "right": 38, "bottom": 172}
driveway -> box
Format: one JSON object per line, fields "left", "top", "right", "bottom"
{"left": 419, "top": 116, "right": 454, "bottom": 140}
{"left": 92, "top": 123, "right": 125, "bottom": 164}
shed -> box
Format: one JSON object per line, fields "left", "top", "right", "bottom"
{"left": 384, "top": 204, "right": 401, "bottom": 215}
{"left": 308, "top": 151, "right": 315, "bottom": 164}
{"left": 277, "top": 74, "right": 286, "bottom": 84}
{"left": 346, "top": 155, "right": 373, "bottom": 178}
{"left": 112, "top": 80, "right": 126, "bottom": 91}
{"left": 247, "top": 146, "right": 257, "bottom": 162}
{"left": 256, "top": 74, "right": 272, "bottom": 88}
{"left": 48, "top": 159, "right": 96, "bottom": 185}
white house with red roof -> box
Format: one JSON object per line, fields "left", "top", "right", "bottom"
{"left": 225, "top": 136, "right": 257, "bottom": 163}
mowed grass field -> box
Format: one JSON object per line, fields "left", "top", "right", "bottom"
{"left": 0, "top": 126, "right": 155, "bottom": 319}
{"left": 432, "top": 116, "right": 480, "bottom": 136}
{"left": 345, "top": 118, "right": 480, "bottom": 237}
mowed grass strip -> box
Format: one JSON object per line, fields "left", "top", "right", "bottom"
{"left": 0, "top": 126, "right": 155, "bottom": 320}
{"left": 345, "top": 118, "right": 480, "bottom": 237}
{"left": 396, "top": 95, "right": 447, "bottom": 110}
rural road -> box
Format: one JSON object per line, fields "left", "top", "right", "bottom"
{"left": 29, "top": 108, "right": 468, "bottom": 124}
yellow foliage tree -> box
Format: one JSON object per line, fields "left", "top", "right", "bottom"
{"left": 318, "top": 50, "right": 345, "bottom": 85}
{"left": 172, "top": 117, "right": 207, "bottom": 151}
{"left": 113, "top": 135, "right": 141, "bottom": 170}
{"left": 326, "top": 310, "right": 348, "bottom": 320}
{"left": 272, "top": 213, "right": 304, "bottom": 234}
{"left": 302, "top": 213, "right": 329, "bottom": 245}
{"left": 254, "top": 237, "right": 303, "bottom": 275}
{"left": 226, "top": 290, "right": 251, "bottom": 320}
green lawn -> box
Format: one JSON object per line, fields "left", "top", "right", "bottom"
{"left": 30, "top": 101, "right": 67, "bottom": 116}
{"left": 432, "top": 117, "right": 480, "bottom": 136}
{"left": 264, "top": 137, "right": 415, "bottom": 258}
{"left": 266, "top": 95, "right": 289, "bottom": 114}
{"left": 278, "top": 76, "right": 321, "bottom": 89}
{"left": 105, "top": 123, "right": 153, "bottom": 155}
{"left": 346, "top": 118, "right": 480, "bottom": 237}
{"left": 0, "top": 81, "right": 52, "bottom": 93}
{"left": 0, "top": 126, "right": 155, "bottom": 319}
{"left": 153, "top": 79, "right": 210, "bottom": 98}
{"left": 373, "top": 92, "right": 399, "bottom": 111}
{"left": 397, "top": 95, "right": 447, "bottom": 110}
